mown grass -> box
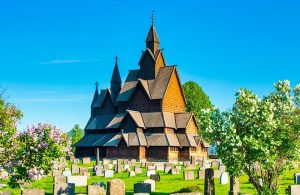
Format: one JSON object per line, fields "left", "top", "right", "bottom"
{"left": 1, "top": 160, "right": 298, "bottom": 195}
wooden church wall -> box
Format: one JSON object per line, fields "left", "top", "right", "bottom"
{"left": 140, "top": 52, "right": 155, "bottom": 80}
{"left": 107, "top": 139, "right": 139, "bottom": 159}
{"left": 146, "top": 146, "right": 168, "bottom": 160}
{"left": 186, "top": 118, "right": 198, "bottom": 134}
{"left": 162, "top": 71, "right": 185, "bottom": 112}
{"left": 128, "top": 85, "right": 160, "bottom": 112}
{"left": 154, "top": 52, "right": 165, "bottom": 76}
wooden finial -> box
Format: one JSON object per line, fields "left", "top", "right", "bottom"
{"left": 114, "top": 55, "right": 119, "bottom": 63}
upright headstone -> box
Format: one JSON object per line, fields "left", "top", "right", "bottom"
{"left": 143, "top": 179, "right": 155, "bottom": 192}
{"left": 184, "top": 171, "right": 194, "bottom": 180}
{"left": 129, "top": 171, "right": 136, "bottom": 177}
{"left": 67, "top": 176, "right": 87, "bottom": 186}
{"left": 289, "top": 185, "right": 300, "bottom": 195}
{"left": 199, "top": 168, "right": 205, "bottom": 179}
{"left": 53, "top": 183, "right": 75, "bottom": 195}
{"left": 229, "top": 176, "right": 239, "bottom": 195}
{"left": 155, "top": 164, "right": 164, "bottom": 171}
{"left": 150, "top": 173, "right": 160, "bottom": 181}
{"left": 134, "top": 183, "right": 151, "bottom": 194}
{"left": 105, "top": 170, "right": 114, "bottom": 178}
{"left": 82, "top": 157, "right": 90, "bottom": 164}
{"left": 134, "top": 166, "right": 142, "bottom": 174}
{"left": 1, "top": 190, "right": 11, "bottom": 195}
{"left": 107, "top": 179, "right": 125, "bottom": 195}
{"left": 171, "top": 168, "right": 180, "bottom": 175}
{"left": 147, "top": 170, "right": 156, "bottom": 177}
{"left": 80, "top": 167, "right": 88, "bottom": 175}
{"left": 71, "top": 164, "right": 79, "bottom": 174}
{"left": 96, "top": 148, "right": 100, "bottom": 166}
{"left": 87, "top": 185, "right": 106, "bottom": 195}
{"left": 54, "top": 175, "right": 66, "bottom": 184}
{"left": 211, "top": 161, "right": 219, "bottom": 168}
{"left": 220, "top": 172, "right": 229, "bottom": 184}
{"left": 21, "top": 189, "right": 45, "bottom": 195}
{"left": 204, "top": 168, "right": 215, "bottom": 195}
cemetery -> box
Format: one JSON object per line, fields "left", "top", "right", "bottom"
{"left": 0, "top": 156, "right": 300, "bottom": 194}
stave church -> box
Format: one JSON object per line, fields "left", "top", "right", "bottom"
{"left": 75, "top": 15, "right": 210, "bottom": 161}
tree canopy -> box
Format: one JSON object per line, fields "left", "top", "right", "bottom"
{"left": 182, "top": 81, "right": 213, "bottom": 139}
{"left": 68, "top": 124, "right": 83, "bottom": 152}
{"left": 200, "top": 80, "right": 300, "bottom": 194}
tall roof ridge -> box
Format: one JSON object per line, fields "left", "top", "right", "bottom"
{"left": 146, "top": 11, "right": 160, "bottom": 44}
{"left": 111, "top": 56, "right": 122, "bottom": 83}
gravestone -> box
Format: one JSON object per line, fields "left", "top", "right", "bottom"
{"left": 143, "top": 179, "right": 155, "bottom": 191}
{"left": 219, "top": 165, "right": 226, "bottom": 173}
{"left": 83, "top": 172, "right": 90, "bottom": 178}
{"left": 123, "top": 159, "right": 129, "bottom": 164}
{"left": 147, "top": 170, "right": 156, "bottom": 177}
{"left": 124, "top": 164, "right": 130, "bottom": 171}
{"left": 53, "top": 183, "right": 75, "bottom": 195}
{"left": 176, "top": 165, "right": 182, "bottom": 170}
{"left": 82, "top": 157, "right": 90, "bottom": 164}
{"left": 94, "top": 165, "right": 103, "bottom": 172}
{"left": 96, "top": 169, "right": 104, "bottom": 176}
{"left": 186, "top": 164, "right": 196, "bottom": 170}
{"left": 70, "top": 155, "right": 75, "bottom": 162}
{"left": 220, "top": 172, "right": 229, "bottom": 184}
{"left": 148, "top": 165, "right": 156, "bottom": 171}
{"left": 1, "top": 190, "right": 11, "bottom": 195}
{"left": 117, "top": 159, "right": 123, "bottom": 165}
{"left": 171, "top": 168, "right": 180, "bottom": 175}
{"left": 199, "top": 169, "right": 205, "bottom": 179}
{"left": 184, "top": 171, "right": 195, "bottom": 180}
{"left": 229, "top": 176, "right": 239, "bottom": 195}
{"left": 129, "top": 171, "right": 136, "bottom": 177}
{"left": 129, "top": 160, "right": 136, "bottom": 166}
{"left": 134, "top": 183, "right": 151, "bottom": 194}
{"left": 52, "top": 170, "right": 62, "bottom": 177}
{"left": 294, "top": 173, "right": 300, "bottom": 184}
{"left": 150, "top": 173, "right": 160, "bottom": 181}
{"left": 289, "top": 185, "right": 300, "bottom": 195}
{"left": 105, "top": 170, "right": 114, "bottom": 178}
{"left": 62, "top": 170, "right": 71, "bottom": 177}
{"left": 214, "top": 170, "right": 222, "bottom": 178}
{"left": 165, "top": 166, "right": 172, "bottom": 173}
{"left": 103, "top": 159, "right": 109, "bottom": 165}
{"left": 80, "top": 167, "right": 88, "bottom": 175}
{"left": 116, "top": 164, "right": 124, "bottom": 173}
{"left": 112, "top": 160, "right": 117, "bottom": 165}
{"left": 134, "top": 167, "right": 142, "bottom": 174}
{"left": 204, "top": 168, "right": 215, "bottom": 195}
{"left": 155, "top": 164, "right": 164, "bottom": 171}
{"left": 21, "top": 189, "right": 44, "bottom": 195}
{"left": 54, "top": 175, "right": 66, "bottom": 184}
{"left": 71, "top": 164, "right": 79, "bottom": 174}
{"left": 104, "top": 164, "right": 110, "bottom": 170}
{"left": 165, "top": 163, "right": 174, "bottom": 169}
{"left": 74, "top": 158, "right": 80, "bottom": 163}
{"left": 198, "top": 160, "right": 204, "bottom": 168}
{"left": 184, "top": 161, "right": 190, "bottom": 167}
{"left": 67, "top": 176, "right": 87, "bottom": 186}
{"left": 107, "top": 179, "right": 125, "bottom": 195}
{"left": 87, "top": 185, "right": 106, "bottom": 195}
{"left": 108, "top": 164, "right": 114, "bottom": 169}
{"left": 211, "top": 161, "right": 219, "bottom": 168}
{"left": 141, "top": 161, "right": 146, "bottom": 167}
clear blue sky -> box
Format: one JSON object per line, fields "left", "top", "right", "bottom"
{"left": 1, "top": 0, "right": 300, "bottom": 132}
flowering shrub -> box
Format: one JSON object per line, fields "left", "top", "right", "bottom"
{"left": 200, "top": 80, "right": 300, "bottom": 195}
{"left": 8, "top": 123, "right": 71, "bottom": 188}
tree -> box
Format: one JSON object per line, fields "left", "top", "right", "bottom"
{"left": 0, "top": 95, "right": 22, "bottom": 169}
{"left": 9, "top": 123, "right": 71, "bottom": 188}
{"left": 183, "top": 81, "right": 213, "bottom": 139}
{"left": 68, "top": 124, "right": 83, "bottom": 152}
{"left": 200, "top": 80, "right": 300, "bottom": 195}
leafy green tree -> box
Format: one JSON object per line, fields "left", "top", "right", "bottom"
{"left": 200, "top": 80, "right": 300, "bottom": 195}
{"left": 0, "top": 95, "right": 22, "bottom": 169}
{"left": 68, "top": 124, "right": 83, "bottom": 152}
{"left": 183, "top": 81, "right": 213, "bottom": 139}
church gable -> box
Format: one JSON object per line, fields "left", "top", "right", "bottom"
{"left": 121, "top": 114, "right": 138, "bottom": 133}
{"left": 162, "top": 69, "right": 186, "bottom": 112}
{"left": 139, "top": 49, "right": 155, "bottom": 80}
{"left": 185, "top": 115, "right": 199, "bottom": 134}
{"left": 97, "top": 92, "right": 115, "bottom": 114}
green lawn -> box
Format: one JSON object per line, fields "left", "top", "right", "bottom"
{"left": 2, "top": 160, "right": 298, "bottom": 195}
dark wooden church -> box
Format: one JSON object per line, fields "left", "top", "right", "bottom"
{"left": 75, "top": 17, "right": 210, "bottom": 161}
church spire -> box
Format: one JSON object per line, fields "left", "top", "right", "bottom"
{"left": 110, "top": 56, "right": 122, "bottom": 96}
{"left": 91, "top": 81, "right": 99, "bottom": 106}
{"left": 146, "top": 10, "right": 160, "bottom": 53}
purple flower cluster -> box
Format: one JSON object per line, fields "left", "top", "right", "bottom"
{"left": 28, "top": 167, "right": 44, "bottom": 180}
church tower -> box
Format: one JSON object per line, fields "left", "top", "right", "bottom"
{"left": 139, "top": 12, "right": 166, "bottom": 80}
{"left": 110, "top": 56, "right": 122, "bottom": 99}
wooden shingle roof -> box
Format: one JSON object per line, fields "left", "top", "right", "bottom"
{"left": 116, "top": 70, "right": 140, "bottom": 102}
{"left": 174, "top": 113, "right": 193, "bottom": 128}
{"left": 145, "top": 133, "right": 168, "bottom": 146}
{"left": 85, "top": 114, "right": 116, "bottom": 130}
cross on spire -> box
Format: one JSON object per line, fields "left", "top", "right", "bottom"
{"left": 95, "top": 81, "right": 99, "bottom": 87}
{"left": 114, "top": 55, "right": 119, "bottom": 63}
{"left": 151, "top": 10, "right": 155, "bottom": 25}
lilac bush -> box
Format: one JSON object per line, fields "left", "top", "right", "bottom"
{"left": 9, "top": 123, "right": 71, "bottom": 188}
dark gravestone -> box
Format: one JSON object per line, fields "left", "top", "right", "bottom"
{"left": 204, "top": 168, "right": 215, "bottom": 195}
{"left": 134, "top": 183, "right": 151, "bottom": 193}
{"left": 150, "top": 173, "right": 160, "bottom": 182}
{"left": 53, "top": 183, "right": 75, "bottom": 195}
{"left": 229, "top": 176, "right": 240, "bottom": 195}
